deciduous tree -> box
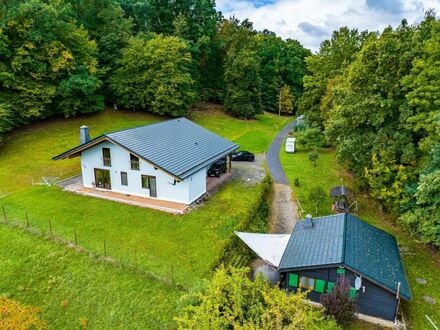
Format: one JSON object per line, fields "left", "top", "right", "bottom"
{"left": 110, "top": 34, "right": 195, "bottom": 116}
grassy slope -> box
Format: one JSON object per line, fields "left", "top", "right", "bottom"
{"left": 2, "top": 182, "right": 262, "bottom": 287}
{"left": 0, "top": 107, "right": 290, "bottom": 194}
{"left": 0, "top": 106, "right": 290, "bottom": 328}
{"left": 280, "top": 146, "right": 440, "bottom": 329}
{"left": 0, "top": 225, "right": 179, "bottom": 329}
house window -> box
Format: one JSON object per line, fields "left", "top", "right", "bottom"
{"left": 102, "top": 148, "right": 111, "bottom": 166}
{"left": 130, "top": 154, "right": 140, "bottom": 170}
{"left": 299, "top": 276, "right": 315, "bottom": 290}
{"left": 141, "top": 175, "right": 149, "bottom": 189}
{"left": 121, "top": 172, "right": 128, "bottom": 186}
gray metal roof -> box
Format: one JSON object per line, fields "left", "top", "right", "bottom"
{"left": 53, "top": 118, "right": 239, "bottom": 180}
{"left": 279, "top": 214, "right": 411, "bottom": 300}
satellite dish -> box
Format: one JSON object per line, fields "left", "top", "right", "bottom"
{"left": 355, "top": 276, "right": 362, "bottom": 290}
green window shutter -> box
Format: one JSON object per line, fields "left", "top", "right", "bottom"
{"left": 315, "top": 279, "right": 325, "bottom": 293}
{"left": 336, "top": 268, "right": 345, "bottom": 275}
{"left": 327, "top": 282, "right": 335, "bottom": 293}
{"left": 288, "top": 273, "right": 298, "bottom": 287}
{"left": 349, "top": 287, "right": 357, "bottom": 299}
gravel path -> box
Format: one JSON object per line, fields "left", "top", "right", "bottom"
{"left": 266, "top": 119, "right": 299, "bottom": 234}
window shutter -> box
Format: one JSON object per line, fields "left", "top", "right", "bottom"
{"left": 349, "top": 287, "right": 357, "bottom": 298}
{"left": 315, "top": 279, "right": 325, "bottom": 293}
{"left": 288, "top": 273, "right": 298, "bottom": 287}
{"left": 327, "top": 282, "right": 335, "bottom": 293}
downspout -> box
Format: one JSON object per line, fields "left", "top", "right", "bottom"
{"left": 394, "top": 282, "right": 401, "bottom": 325}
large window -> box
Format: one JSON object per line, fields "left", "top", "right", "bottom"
{"left": 130, "top": 154, "right": 140, "bottom": 170}
{"left": 121, "top": 172, "right": 128, "bottom": 186}
{"left": 102, "top": 147, "right": 111, "bottom": 166}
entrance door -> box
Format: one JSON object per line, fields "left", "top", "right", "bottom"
{"left": 94, "top": 168, "right": 111, "bottom": 189}
{"left": 148, "top": 176, "right": 157, "bottom": 197}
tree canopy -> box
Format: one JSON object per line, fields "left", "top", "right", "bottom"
{"left": 110, "top": 34, "right": 195, "bottom": 116}
{"left": 0, "top": 0, "right": 103, "bottom": 133}
{"left": 0, "top": 0, "right": 310, "bottom": 141}
{"left": 299, "top": 13, "right": 440, "bottom": 247}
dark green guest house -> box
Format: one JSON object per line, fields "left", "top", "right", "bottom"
{"left": 278, "top": 214, "right": 411, "bottom": 322}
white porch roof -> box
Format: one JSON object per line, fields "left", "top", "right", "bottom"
{"left": 235, "top": 232, "right": 291, "bottom": 268}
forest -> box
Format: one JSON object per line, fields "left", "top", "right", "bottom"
{"left": 299, "top": 13, "right": 440, "bottom": 248}
{"left": 0, "top": 0, "right": 309, "bottom": 138}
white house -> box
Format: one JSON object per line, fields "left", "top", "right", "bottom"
{"left": 53, "top": 118, "right": 239, "bottom": 205}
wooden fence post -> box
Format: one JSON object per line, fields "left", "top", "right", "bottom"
{"left": 25, "top": 212, "right": 29, "bottom": 228}
{"left": 74, "top": 229, "right": 78, "bottom": 245}
{"left": 2, "top": 205, "right": 6, "bottom": 222}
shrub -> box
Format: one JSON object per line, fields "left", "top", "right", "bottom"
{"left": 296, "top": 127, "right": 324, "bottom": 149}
{"left": 0, "top": 297, "right": 46, "bottom": 329}
{"left": 320, "top": 276, "right": 357, "bottom": 327}
{"left": 294, "top": 178, "right": 300, "bottom": 187}
{"left": 308, "top": 150, "right": 319, "bottom": 167}
{"left": 176, "top": 267, "right": 339, "bottom": 329}
{"left": 308, "top": 186, "right": 327, "bottom": 214}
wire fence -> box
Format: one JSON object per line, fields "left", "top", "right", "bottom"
{"left": 0, "top": 204, "right": 202, "bottom": 291}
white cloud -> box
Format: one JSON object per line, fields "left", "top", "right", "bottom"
{"left": 216, "top": 0, "right": 440, "bottom": 51}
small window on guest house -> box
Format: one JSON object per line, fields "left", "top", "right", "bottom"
{"left": 102, "top": 147, "right": 111, "bottom": 166}
{"left": 121, "top": 172, "right": 128, "bottom": 186}
{"left": 299, "top": 276, "right": 315, "bottom": 290}
{"left": 130, "top": 154, "right": 140, "bottom": 170}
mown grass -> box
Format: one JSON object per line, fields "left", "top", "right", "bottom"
{"left": 0, "top": 106, "right": 288, "bottom": 328}
{"left": 0, "top": 106, "right": 290, "bottom": 194}
{"left": 1, "top": 180, "right": 263, "bottom": 288}
{"left": 280, "top": 145, "right": 440, "bottom": 329}
{"left": 191, "top": 107, "right": 291, "bottom": 154}
{"left": 0, "top": 225, "right": 180, "bottom": 329}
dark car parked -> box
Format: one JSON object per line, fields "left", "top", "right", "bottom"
{"left": 208, "top": 158, "right": 227, "bottom": 177}
{"left": 231, "top": 151, "right": 255, "bottom": 162}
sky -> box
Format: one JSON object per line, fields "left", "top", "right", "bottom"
{"left": 216, "top": 0, "right": 440, "bottom": 52}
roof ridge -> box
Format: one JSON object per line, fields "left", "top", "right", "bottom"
{"left": 341, "top": 213, "right": 348, "bottom": 264}
{"left": 105, "top": 117, "right": 185, "bottom": 136}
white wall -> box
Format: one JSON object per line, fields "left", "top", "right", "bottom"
{"left": 188, "top": 167, "right": 207, "bottom": 203}
{"left": 80, "top": 141, "right": 206, "bottom": 204}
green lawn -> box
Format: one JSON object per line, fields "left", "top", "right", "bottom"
{"left": 280, "top": 145, "right": 440, "bottom": 329}
{"left": 2, "top": 181, "right": 263, "bottom": 288}
{"left": 0, "top": 225, "right": 179, "bottom": 329}
{"left": 0, "top": 106, "right": 289, "bottom": 328}
{"left": 0, "top": 106, "right": 290, "bottom": 194}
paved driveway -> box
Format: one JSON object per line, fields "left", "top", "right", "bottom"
{"left": 266, "top": 120, "right": 296, "bottom": 184}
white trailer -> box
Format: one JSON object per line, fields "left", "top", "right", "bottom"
{"left": 285, "top": 137, "right": 296, "bottom": 153}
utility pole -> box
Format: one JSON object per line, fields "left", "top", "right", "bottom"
{"left": 278, "top": 88, "right": 282, "bottom": 116}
